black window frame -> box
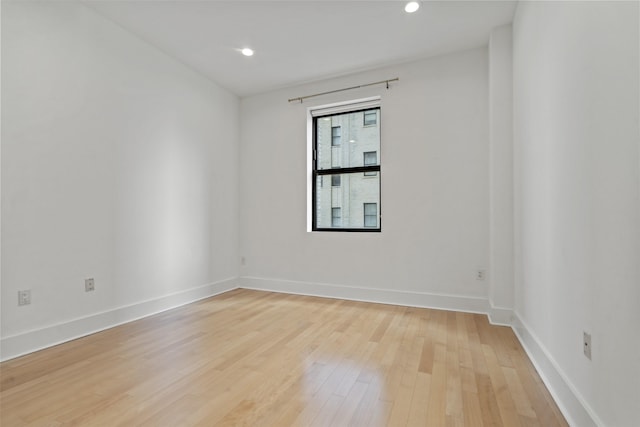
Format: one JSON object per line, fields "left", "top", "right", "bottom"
{"left": 312, "top": 107, "right": 381, "bottom": 232}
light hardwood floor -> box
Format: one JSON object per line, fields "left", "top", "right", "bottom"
{"left": 1, "top": 289, "right": 567, "bottom": 426}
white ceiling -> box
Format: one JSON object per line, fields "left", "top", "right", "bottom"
{"left": 86, "top": 1, "right": 517, "bottom": 97}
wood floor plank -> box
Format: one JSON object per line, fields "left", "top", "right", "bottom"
{"left": 482, "top": 343, "right": 522, "bottom": 427}
{"left": 462, "top": 390, "right": 485, "bottom": 427}
{"left": 425, "top": 360, "right": 448, "bottom": 425}
{"left": 406, "top": 371, "right": 431, "bottom": 427}
{"left": 0, "top": 289, "right": 568, "bottom": 427}
{"left": 503, "top": 366, "right": 537, "bottom": 419}
{"left": 476, "top": 373, "right": 505, "bottom": 427}
{"left": 330, "top": 380, "right": 369, "bottom": 426}
{"left": 348, "top": 376, "right": 387, "bottom": 426}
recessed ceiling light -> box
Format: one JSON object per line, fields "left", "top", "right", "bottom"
{"left": 241, "top": 48, "right": 254, "bottom": 57}
{"left": 404, "top": 1, "right": 420, "bottom": 13}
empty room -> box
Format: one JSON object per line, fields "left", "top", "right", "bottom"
{"left": 1, "top": 0, "right": 639, "bottom": 426}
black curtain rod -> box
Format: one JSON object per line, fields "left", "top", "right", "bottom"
{"left": 288, "top": 78, "right": 399, "bottom": 103}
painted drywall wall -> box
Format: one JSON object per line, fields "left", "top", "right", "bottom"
{"left": 239, "top": 48, "right": 490, "bottom": 309}
{"left": 513, "top": 2, "right": 640, "bottom": 426}
{"left": 1, "top": 1, "right": 239, "bottom": 358}
{"left": 488, "top": 25, "right": 514, "bottom": 321}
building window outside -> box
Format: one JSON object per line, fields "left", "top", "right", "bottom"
{"left": 311, "top": 100, "right": 381, "bottom": 231}
{"left": 332, "top": 207, "right": 342, "bottom": 227}
{"left": 331, "top": 126, "right": 341, "bottom": 146}
{"left": 364, "top": 203, "right": 377, "bottom": 227}
{"left": 363, "top": 151, "right": 377, "bottom": 176}
{"left": 363, "top": 110, "right": 377, "bottom": 126}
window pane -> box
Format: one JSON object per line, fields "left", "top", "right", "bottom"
{"left": 331, "top": 126, "right": 341, "bottom": 146}
{"left": 331, "top": 175, "right": 341, "bottom": 186}
{"left": 316, "top": 109, "right": 380, "bottom": 170}
{"left": 364, "top": 151, "right": 378, "bottom": 176}
{"left": 315, "top": 173, "right": 380, "bottom": 229}
{"left": 364, "top": 203, "right": 377, "bottom": 227}
{"left": 363, "top": 151, "right": 377, "bottom": 166}
{"left": 331, "top": 207, "right": 341, "bottom": 227}
{"left": 364, "top": 203, "right": 377, "bottom": 215}
{"left": 364, "top": 110, "right": 377, "bottom": 126}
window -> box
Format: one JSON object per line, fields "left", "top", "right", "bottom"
{"left": 311, "top": 98, "right": 381, "bottom": 231}
{"left": 364, "top": 203, "right": 377, "bottom": 227}
{"left": 363, "top": 110, "right": 377, "bottom": 126}
{"left": 363, "top": 151, "right": 377, "bottom": 177}
{"left": 331, "top": 126, "right": 341, "bottom": 146}
{"left": 332, "top": 207, "right": 341, "bottom": 227}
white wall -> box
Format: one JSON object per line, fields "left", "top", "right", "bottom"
{"left": 240, "top": 49, "right": 491, "bottom": 311}
{"left": 488, "top": 25, "right": 514, "bottom": 322}
{"left": 1, "top": 1, "right": 240, "bottom": 359}
{"left": 513, "top": 2, "right": 640, "bottom": 426}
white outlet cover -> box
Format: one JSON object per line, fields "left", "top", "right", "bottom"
{"left": 18, "top": 290, "right": 31, "bottom": 306}
{"left": 583, "top": 332, "right": 592, "bottom": 360}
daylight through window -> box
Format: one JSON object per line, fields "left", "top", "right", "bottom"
{"left": 312, "top": 103, "right": 381, "bottom": 231}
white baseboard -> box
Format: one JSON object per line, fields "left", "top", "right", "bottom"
{"left": 511, "top": 312, "right": 603, "bottom": 427}
{"left": 488, "top": 305, "right": 513, "bottom": 326}
{"left": 241, "top": 276, "right": 515, "bottom": 326}
{"left": 0, "top": 277, "right": 239, "bottom": 362}
{"left": 240, "top": 276, "right": 490, "bottom": 314}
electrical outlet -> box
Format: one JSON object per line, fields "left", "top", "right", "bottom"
{"left": 476, "top": 269, "right": 486, "bottom": 281}
{"left": 85, "top": 278, "right": 95, "bottom": 292}
{"left": 583, "top": 331, "right": 592, "bottom": 360}
{"left": 18, "top": 290, "right": 31, "bottom": 306}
